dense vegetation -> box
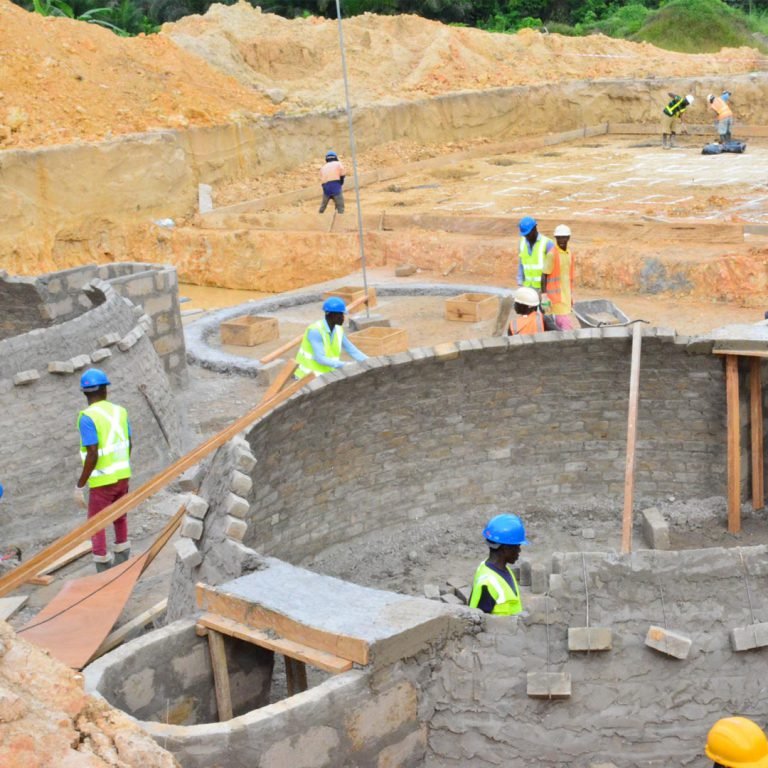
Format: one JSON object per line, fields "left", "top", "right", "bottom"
{"left": 12, "top": 0, "right": 768, "bottom": 49}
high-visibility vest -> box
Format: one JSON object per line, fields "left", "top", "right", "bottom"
{"left": 663, "top": 96, "right": 688, "bottom": 118}
{"left": 710, "top": 96, "right": 732, "bottom": 120}
{"left": 469, "top": 561, "right": 523, "bottom": 615}
{"left": 295, "top": 320, "right": 343, "bottom": 379}
{"left": 545, "top": 246, "right": 574, "bottom": 308}
{"left": 78, "top": 401, "right": 131, "bottom": 488}
{"left": 509, "top": 311, "right": 544, "bottom": 336}
{"left": 519, "top": 235, "right": 552, "bottom": 290}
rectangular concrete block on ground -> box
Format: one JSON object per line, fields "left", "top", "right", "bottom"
{"left": 730, "top": 622, "right": 768, "bottom": 652}
{"left": 645, "top": 625, "right": 692, "bottom": 659}
{"left": 568, "top": 627, "right": 613, "bottom": 652}
{"left": 527, "top": 670, "right": 572, "bottom": 699}
{"left": 641, "top": 507, "right": 670, "bottom": 550}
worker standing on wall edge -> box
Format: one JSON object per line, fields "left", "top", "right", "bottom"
{"left": 294, "top": 298, "right": 368, "bottom": 379}
{"left": 318, "top": 150, "right": 346, "bottom": 214}
{"left": 508, "top": 287, "right": 545, "bottom": 336}
{"left": 705, "top": 716, "right": 768, "bottom": 767}
{"left": 468, "top": 514, "right": 528, "bottom": 615}
{"left": 75, "top": 368, "right": 132, "bottom": 573}
{"left": 662, "top": 93, "right": 694, "bottom": 149}
{"left": 541, "top": 224, "right": 576, "bottom": 331}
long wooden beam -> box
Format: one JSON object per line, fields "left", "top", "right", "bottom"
{"left": 621, "top": 323, "right": 643, "bottom": 554}
{"left": 0, "top": 375, "right": 310, "bottom": 597}
{"left": 750, "top": 358, "right": 764, "bottom": 511}
{"left": 726, "top": 355, "right": 741, "bottom": 533}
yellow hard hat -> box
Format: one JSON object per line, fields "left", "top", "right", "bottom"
{"left": 705, "top": 717, "right": 768, "bottom": 768}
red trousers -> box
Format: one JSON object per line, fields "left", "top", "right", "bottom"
{"left": 87, "top": 478, "right": 129, "bottom": 557}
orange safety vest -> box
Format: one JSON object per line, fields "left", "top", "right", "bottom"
{"left": 709, "top": 96, "right": 732, "bottom": 120}
{"left": 509, "top": 311, "right": 545, "bottom": 336}
{"left": 545, "top": 247, "right": 575, "bottom": 308}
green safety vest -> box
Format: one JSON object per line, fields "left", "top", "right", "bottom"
{"left": 78, "top": 401, "right": 131, "bottom": 488}
{"left": 295, "top": 320, "right": 344, "bottom": 379}
{"left": 663, "top": 96, "right": 688, "bottom": 118}
{"left": 519, "top": 235, "right": 551, "bottom": 290}
{"left": 469, "top": 561, "right": 523, "bottom": 615}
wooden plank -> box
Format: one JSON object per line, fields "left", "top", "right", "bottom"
{"left": 196, "top": 584, "right": 369, "bottom": 665}
{"left": 198, "top": 613, "right": 353, "bottom": 674}
{"left": 285, "top": 653, "right": 296, "bottom": 696}
{"left": 714, "top": 348, "right": 768, "bottom": 359}
{"left": 142, "top": 504, "right": 187, "bottom": 571}
{"left": 207, "top": 630, "right": 233, "bottom": 722}
{"left": 0, "top": 595, "right": 28, "bottom": 621}
{"left": 750, "top": 358, "right": 764, "bottom": 510}
{"left": 621, "top": 323, "right": 643, "bottom": 554}
{"left": 0, "top": 375, "right": 310, "bottom": 598}
{"left": 34, "top": 541, "right": 91, "bottom": 578}
{"left": 726, "top": 355, "right": 741, "bottom": 533}
{"left": 259, "top": 360, "right": 298, "bottom": 403}
{"left": 293, "top": 657, "right": 308, "bottom": 692}
{"left": 27, "top": 575, "right": 55, "bottom": 586}
{"left": 93, "top": 599, "right": 168, "bottom": 658}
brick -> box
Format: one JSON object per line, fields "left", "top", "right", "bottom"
{"left": 180, "top": 516, "right": 204, "bottom": 540}
{"left": 730, "top": 622, "right": 768, "bottom": 652}
{"left": 118, "top": 327, "right": 144, "bottom": 352}
{"left": 69, "top": 355, "right": 92, "bottom": 371}
{"left": 456, "top": 585, "right": 471, "bottom": 604}
{"left": 526, "top": 671, "right": 571, "bottom": 699}
{"left": 568, "top": 627, "right": 613, "bottom": 652}
{"left": 174, "top": 538, "right": 203, "bottom": 569}
{"left": 224, "top": 516, "right": 248, "bottom": 541}
{"left": 230, "top": 470, "right": 253, "bottom": 497}
{"left": 234, "top": 446, "right": 257, "bottom": 473}
{"left": 394, "top": 264, "right": 417, "bottom": 277}
{"left": 48, "top": 360, "right": 75, "bottom": 374}
{"left": 423, "top": 583, "right": 440, "bottom": 600}
{"left": 645, "top": 625, "right": 692, "bottom": 659}
{"left": 98, "top": 333, "right": 121, "bottom": 347}
{"left": 13, "top": 370, "right": 40, "bottom": 386}
{"left": 518, "top": 560, "right": 532, "bottom": 586}
{"left": 91, "top": 348, "right": 112, "bottom": 363}
{"left": 225, "top": 492, "right": 249, "bottom": 519}
{"left": 185, "top": 494, "right": 209, "bottom": 520}
{"left": 177, "top": 465, "right": 203, "bottom": 493}
{"left": 641, "top": 507, "right": 670, "bottom": 550}
{"left": 531, "top": 563, "right": 549, "bottom": 594}
{"left": 433, "top": 342, "right": 459, "bottom": 361}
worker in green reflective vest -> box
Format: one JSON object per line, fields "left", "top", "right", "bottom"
{"left": 469, "top": 513, "right": 528, "bottom": 615}
{"left": 295, "top": 297, "right": 367, "bottom": 379}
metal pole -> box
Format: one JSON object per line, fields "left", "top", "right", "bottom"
{"left": 334, "top": 0, "right": 370, "bottom": 318}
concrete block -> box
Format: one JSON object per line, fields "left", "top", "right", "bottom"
{"left": 185, "top": 494, "right": 209, "bottom": 520}
{"left": 98, "top": 333, "right": 121, "bottom": 347}
{"left": 13, "top": 370, "right": 40, "bottom": 386}
{"left": 456, "top": 586, "right": 472, "bottom": 605}
{"left": 91, "top": 348, "right": 112, "bottom": 363}
{"left": 641, "top": 507, "right": 670, "bottom": 550}
{"left": 348, "top": 314, "right": 391, "bottom": 332}
{"left": 48, "top": 360, "right": 75, "bottom": 374}
{"left": 645, "top": 625, "right": 692, "bottom": 659}
{"left": 177, "top": 465, "right": 203, "bottom": 493}
{"left": 433, "top": 342, "right": 459, "bottom": 361}
{"left": 230, "top": 470, "right": 253, "bottom": 497}
{"left": 518, "top": 560, "right": 532, "bottom": 586}
{"left": 234, "top": 446, "right": 257, "bottom": 473}
{"left": 730, "top": 622, "right": 768, "bottom": 652}
{"left": 225, "top": 492, "right": 249, "bottom": 520}
{"left": 257, "top": 359, "right": 289, "bottom": 385}
{"left": 424, "top": 583, "right": 441, "bottom": 600}
{"left": 582, "top": 528, "right": 595, "bottom": 540}
{"left": 568, "top": 627, "right": 613, "bottom": 652}
{"left": 70, "top": 355, "right": 92, "bottom": 371}
{"left": 174, "top": 538, "right": 203, "bottom": 569}
{"left": 526, "top": 671, "right": 572, "bottom": 699}
{"left": 180, "top": 516, "right": 204, "bottom": 541}
{"left": 224, "top": 516, "right": 248, "bottom": 542}
{"left": 531, "top": 563, "right": 549, "bottom": 594}
{"left": 440, "top": 593, "right": 464, "bottom": 606}
{"left": 394, "top": 264, "right": 417, "bottom": 277}
{"left": 118, "top": 327, "right": 144, "bottom": 352}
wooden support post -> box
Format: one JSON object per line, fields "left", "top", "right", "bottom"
{"left": 284, "top": 655, "right": 308, "bottom": 696}
{"left": 621, "top": 323, "right": 643, "bottom": 554}
{"left": 750, "top": 358, "right": 764, "bottom": 510}
{"left": 726, "top": 354, "right": 741, "bottom": 533}
{"left": 285, "top": 654, "right": 296, "bottom": 696}
{"left": 207, "top": 630, "right": 233, "bottom": 722}
{"left": 295, "top": 659, "right": 308, "bottom": 692}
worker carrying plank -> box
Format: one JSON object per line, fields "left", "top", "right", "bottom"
{"left": 468, "top": 514, "right": 528, "bottom": 615}
{"left": 507, "top": 287, "right": 545, "bottom": 336}
{"left": 294, "top": 297, "right": 368, "bottom": 379}
{"left": 74, "top": 369, "right": 132, "bottom": 572}
{"left": 705, "top": 716, "right": 768, "bottom": 767}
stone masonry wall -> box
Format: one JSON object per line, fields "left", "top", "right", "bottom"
{"left": 234, "top": 329, "right": 734, "bottom": 564}
{"left": 423, "top": 546, "right": 768, "bottom": 768}
{"left": 0, "top": 282, "right": 182, "bottom": 549}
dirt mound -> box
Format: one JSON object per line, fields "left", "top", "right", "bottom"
{"left": 0, "top": 620, "right": 178, "bottom": 768}
{"left": 0, "top": 0, "right": 276, "bottom": 149}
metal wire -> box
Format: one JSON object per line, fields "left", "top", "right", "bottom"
{"left": 544, "top": 588, "right": 551, "bottom": 700}
{"left": 582, "top": 552, "right": 592, "bottom": 652}
{"left": 739, "top": 548, "right": 757, "bottom": 625}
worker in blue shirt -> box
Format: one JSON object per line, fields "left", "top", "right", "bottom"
{"left": 295, "top": 297, "right": 367, "bottom": 378}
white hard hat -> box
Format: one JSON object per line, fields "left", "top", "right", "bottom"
{"left": 515, "top": 287, "right": 540, "bottom": 307}
{"left": 686, "top": 94, "right": 694, "bottom": 104}
{"left": 554, "top": 224, "right": 571, "bottom": 237}
{"left": 707, "top": 93, "right": 714, "bottom": 102}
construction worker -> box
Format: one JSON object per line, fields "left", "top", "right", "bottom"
{"left": 517, "top": 216, "right": 555, "bottom": 329}
{"left": 507, "top": 287, "right": 544, "bottom": 336}
{"left": 468, "top": 513, "right": 528, "bottom": 615}
{"left": 294, "top": 297, "right": 367, "bottom": 379}
{"left": 705, "top": 716, "right": 768, "bottom": 767}
{"left": 318, "top": 150, "right": 345, "bottom": 214}
{"left": 75, "top": 369, "right": 132, "bottom": 572}
{"left": 662, "top": 93, "right": 694, "bottom": 149}
{"left": 541, "top": 223, "right": 576, "bottom": 331}
{"left": 708, "top": 93, "right": 734, "bottom": 143}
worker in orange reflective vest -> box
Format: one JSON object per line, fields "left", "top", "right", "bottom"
{"left": 541, "top": 224, "right": 576, "bottom": 331}
{"left": 708, "top": 93, "right": 733, "bottom": 143}
{"left": 507, "top": 287, "right": 544, "bottom": 336}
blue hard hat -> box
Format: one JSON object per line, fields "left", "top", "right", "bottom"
{"left": 0, "top": 483, "right": 3, "bottom": 499}
{"left": 80, "top": 368, "right": 110, "bottom": 392}
{"left": 322, "top": 297, "right": 347, "bottom": 313}
{"left": 483, "top": 513, "right": 528, "bottom": 546}
{"left": 518, "top": 216, "right": 537, "bottom": 236}
{"left": 325, "top": 150, "right": 338, "bottom": 161}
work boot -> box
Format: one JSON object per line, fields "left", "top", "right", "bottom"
{"left": 661, "top": 134, "right": 668, "bottom": 149}
{"left": 112, "top": 543, "right": 131, "bottom": 565}
{"left": 94, "top": 555, "right": 113, "bottom": 573}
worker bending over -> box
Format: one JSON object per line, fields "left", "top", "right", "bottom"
{"left": 541, "top": 224, "right": 576, "bottom": 331}
{"left": 662, "top": 93, "right": 694, "bottom": 149}
{"left": 469, "top": 513, "right": 528, "bottom": 615}
{"left": 705, "top": 716, "right": 768, "bottom": 767}
{"left": 708, "top": 93, "right": 733, "bottom": 144}
{"left": 295, "top": 297, "right": 367, "bottom": 379}
{"left": 75, "top": 369, "right": 132, "bottom": 572}
{"left": 319, "top": 150, "right": 346, "bottom": 214}
{"left": 508, "top": 287, "right": 544, "bottom": 336}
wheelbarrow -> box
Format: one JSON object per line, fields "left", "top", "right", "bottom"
{"left": 573, "top": 299, "right": 635, "bottom": 328}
